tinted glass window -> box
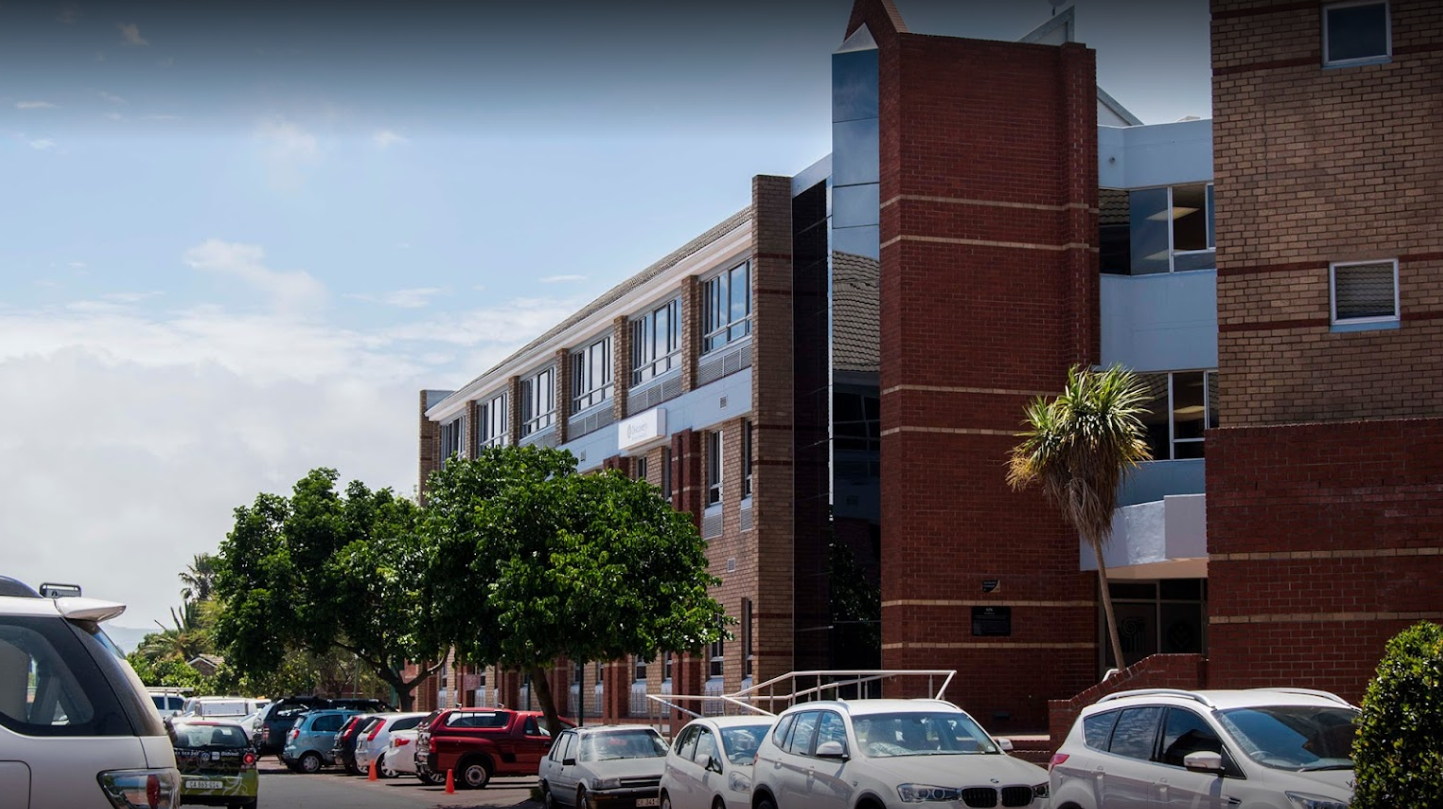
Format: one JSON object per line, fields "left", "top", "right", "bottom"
{"left": 771, "top": 714, "right": 795, "bottom": 748}
{"left": 674, "top": 725, "right": 699, "bottom": 756}
{"left": 0, "top": 615, "right": 140, "bottom": 737}
{"left": 553, "top": 732, "right": 575, "bottom": 762}
{"left": 1160, "top": 708, "right": 1223, "bottom": 767}
{"left": 694, "top": 728, "right": 717, "bottom": 765}
{"left": 1216, "top": 705, "right": 1358, "bottom": 770}
{"left": 785, "top": 711, "right": 821, "bottom": 755}
{"left": 393, "top": 715, "right": 423, "bottom": 732}
{"left": 176, "top": 723, "right": 251, "bottom": 749}
{"left": 523, "top": 717, "right": 541, "bottom": 736}
{"left": 313, "top": 714, "right": 344, "bottom": 733}
{"left": 1109, "top": 707, "right": 1162, "bottom": 760}
{"left": 1083, "top": 711, "right": 1120, "bottom": 751}
{"left": 720, "top": 724, "right": 768, "bottom": 765}
{"left": 1325, "top": 2, "right": 1389, "bottom": 64}
{"left": 815, "top": 712, "right": 847, "bottom": 752}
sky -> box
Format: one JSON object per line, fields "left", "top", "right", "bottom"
{"left": 0, "top": 0, "right": 1211, "bottom": 643}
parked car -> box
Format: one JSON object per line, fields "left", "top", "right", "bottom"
{"left": 149, "top": 690, "right": 189, "bottom": 718}
{"left": 256, "top": 696, "right": 328, "bottom": 757}
{"left": 179, "top": 697, "right": 264, "bottom": 720}
{"left": 0, "top": 575, "right": 183, "bottom": 808}
{"left": 332, "top": 712, "right": 386, "bottom": 775}
{"left": 660, "top": 716, "right": 776, "bottom": 809}
{"left": 381, "top": 727, "right": 423, "bottom": 778}
{"left": 355, "top": 712, "right": 429, "bottom": 778}
{"left": 1049, "top": 687, "right": 1359, "bottom": 809}
{"left": 281, "top": 709, "right": 361, "bottom": 773}
{"left": 751, "top": 698, "right": 1049, "bottom": 809}
{"left": 170, "top": 718, "right": 260, "bottom": 809}
{"left": 417, "top": 707, "right": 570, "bottom": 788}
{"left": 539, "top": 724, "right": 670, "bottom": 808}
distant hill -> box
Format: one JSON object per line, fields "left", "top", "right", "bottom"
{"left": 105, "top": 625, "right": 152, "bottom": 656}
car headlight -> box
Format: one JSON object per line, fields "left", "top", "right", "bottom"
{"left": 728, "top": 771, "right": 752, "bottom": 793}
{"left": 592, "top": 776, "right": 622, "bottom": 790}
{"left": 1286, "top": 793, "right": 1349, "bottom": 809}
{"left": 897, "top": 783, "right": 963, "bottom": 802}
{"left": 1032, "top": 782, "right": 1049, "bottom": 799}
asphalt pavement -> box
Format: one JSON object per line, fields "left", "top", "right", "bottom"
{"left": 257, "top": 761, "right": 541, "bottom": 809}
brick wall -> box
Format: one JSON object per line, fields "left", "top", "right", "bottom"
{"left": 417, "top": 391, "right": 444, "bottom": 503}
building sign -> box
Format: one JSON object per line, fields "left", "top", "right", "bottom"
{"left": 971, "top": 606, "right": 1011, "bottom": 637}
{"left": 618, "top": 408, "right": 667, "bottom": 452}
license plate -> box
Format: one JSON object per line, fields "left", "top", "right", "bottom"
{"left": 186, "top": 780, "right": 224, "bottom": 790}
{"left": 636, "top": 799, "right": 659, "bottom": 807}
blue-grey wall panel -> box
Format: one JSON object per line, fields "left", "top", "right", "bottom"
{"left": 1118, "top": 459, "right": 1206, "bottom": 507}
{"left": 1099, "top": 118, "right": 1213, "bottom": 189}
{"left": 1100, "top": 270, "right": 1218, "bottom": 372}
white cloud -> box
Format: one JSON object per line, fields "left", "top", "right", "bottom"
{"left": 540, "top": 274, "right": 587, "bottom": 284}
{"left": 16, "top": 101, "right": 58, "bottom": 109}
{"left": 117, "top": 23, "right": 148, "bottom": 47}
{"left": 373, "top": 129, "right": 408, "bottom": 148}
{"left": 105, "top": 113, "right": 125, "bottom": 122}
{"left": 347, "top": 287, "right": 444, "bottom": 309}
{"left": 98, "top": 91, "right": 127, "bottom": 105}
{"left": 69, "top": 262, "right": 87, "bottom": 269}
{"left": 27, "top": 138, "right": 56, "bottom": 151}
{"left": 183, "top": 240, "right": 326, "bottom": 314}
{"left": 255, "top": 116, "right": 319, "bottom": 187}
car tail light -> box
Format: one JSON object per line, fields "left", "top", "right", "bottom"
{"left": 1049, "top": 752, "right": 1069, "bottom": 771}
{"left": 97, "top": 768, "right": 181, "bottom": 809}
{"left": 395, "top": 737, "right": 411, "bottom": 747}
{"left": 242, "top": 752, "right": 258, "bottom": 770}
{"left": 368, "top": 724, "right": 383, "bottom": 741}
{"left": 290, "top": 728, "right": 300, "bottom": 741}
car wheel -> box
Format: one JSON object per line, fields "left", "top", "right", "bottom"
{"left": 299, "top": 752, "right": 323, "bottom": 774}
{"left": 378, "top": 756, "right": 397, "bottom": 779}
{"left": 659, "top": 790, "right": 673, "bottom": 809}
{"left": 577, "top": 785, "right": 590, "bottom": 809}
{"left": 459, "top": 757, "right": 492, "bottom": 789}
{"left": 757, "top": 795, "right": 778, "bottom": 809}
{"left": 345, "top": 760, "right": 362, "bottom": 776}
{"left": 419, "top": 769, "right": 447, "bottom": 786}
{"left": 541, "top": 781, "right": 557, "bottom": 809}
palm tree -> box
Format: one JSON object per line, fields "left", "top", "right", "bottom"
{"left": 179, "top": 553, "right": 216, "bottom": 604}
{"left": 1007, "top": 364, "right": 1153, "bottom": 677}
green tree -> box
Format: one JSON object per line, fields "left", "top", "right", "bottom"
{"left": 179, "top": 553, "right": 217, "bottom": 605}
{"left": 421, "top": 446, "right": 728, "bottom": 736}
{"left": 1352, "top": 621, "right": 1443, "bottom": 808}
{"left": 1007, "top": 364, "right": 1152, "bottom": 674}
{"left": 212, "top": 469, "right": 444, "bottom": 710}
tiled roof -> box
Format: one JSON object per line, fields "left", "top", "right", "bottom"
{"left": 832, "top": 250, "right": 880, "bottom": 373}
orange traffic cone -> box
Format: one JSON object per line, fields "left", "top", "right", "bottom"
{"left": 445, "top": 769, "right": 455, "bottom": 794}
{"left": 368, "top": 758, "right": 377, "bottom": 781}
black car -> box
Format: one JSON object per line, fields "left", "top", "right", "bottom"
{"left": 330, "top": 714, "right": 375, "bottom": 776}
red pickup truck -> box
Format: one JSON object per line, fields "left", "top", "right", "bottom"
{"left": 416, "top": 708, "right": 573, "bottom": 789}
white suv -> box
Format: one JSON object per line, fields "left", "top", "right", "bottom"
{"left": 1049, "top": 688, "right": 1358, "bottom": 809}
{"left": 0, "top": 576, "right": 182, "bottom": 808}
{"left": 751, "top": 698, "right": 1050, "bottom": 809}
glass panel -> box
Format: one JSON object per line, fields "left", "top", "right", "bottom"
{"left": 1160, "top": 709, "right": 1222, "bottom": 766}
{"left": 1099, "top": 189, "right": 1132, "bottom": 275}
{"left": 1084, "top": 711, "right": 1120, "bottom": 751}
{"left": 731, "top": 264, "right": 750, "bottom": 325}
{"left": 786, "top": 712, "right": 821, "bottom": 755}
{"left": 833, "top": 47, "right": 879, "bottom": 124}
{"left": 1172, "top": 185, "right": 1209, "bottom": 252}
{"left": 1129, "top": 188, "right": 1171, "bottom": 275}
{"left": 1206, "top": 184, "right": 1216, "bottom": 248}
{"left": 1326, "top": 3, "right": 1389, "bottom": 63}
{"left": 1172, "top": 372, "right": 1206, "bottom": 441}
{"left": 1334, "top": 262, "right": 1396, "bottom": 320}
{"left": 1160, "top": 602, "right": 1204, "bottom": 654}
{"left": 1207, "top": 372, "right": 1220, "bottom": 430}
{"left": 1108, "top": 707, "right": 1162, "bottom": 759}
{"left": 1136, "top": 373, "right": 1171, "bottom": 460}
{"left": 1173, "top": 249, "right": 1216, "bottom": 272}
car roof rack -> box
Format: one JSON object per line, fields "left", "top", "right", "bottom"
{"left": 1258, "top": 688, "right": 1352, "bottom": 707}
{"left": 1095, "top": 689, "right": 1215, "bottom": 709}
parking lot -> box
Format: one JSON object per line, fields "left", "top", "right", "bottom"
{"left": 258, "top": 761, "right": 541, "bottom": 809}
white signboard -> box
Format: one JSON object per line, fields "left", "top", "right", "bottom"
{"left": 618, "top": 408, "right": 667, "bottom": 452}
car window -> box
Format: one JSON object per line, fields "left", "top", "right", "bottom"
{"left": 393, "top": 715, "right": 423, "bottom": 732}
{"left": 852, "top": 711, "right": 997, "bottom": 758}
{"left": 785, "top": 711, "right": 821, "bottom": 756}
{"left": 524, "top": 716, "right": 549, "bottom": 736}
{"left": 176, "top": 724, "right": 251, "bottom": 748}
{"left": 770, "top": 714, "right": 795, "bottom": 748}
{"left": 1159, "top": 708, "right": 1223, "bottom": 767}
{"left": 1216, "top": 705, "right": 1358, "bottom": 771}
{"left": 816, "top": 712, "right": 847, "bottom": 752}
{"left": 552, "top": 731, "right": 575, "bottom": 762}
{"left": 151, "top": 695, "right": 168, "bottom": 710}
{"left": 720, "top": 725, "right": 768, "bottom": 765}
{"left": 1108, "top": 707, "right": 1162, "bottom": 760}
{"left": 694, "top": 728, "right": 717, "bottom": 765}
{"left": 1083, "top": 710, "right": 1120, "bottom": 750}
{"left": 0, "top": 615, "right": 139, "bottom": 737}
{"left": 581, "top": 729, "right": 668, "bottom": 761}
{"left": 675, "top": 725, "right": 700, "bottom": 758}
{"left": 449, "top": 711, "right": 508, "bottom": 729}
{"left": 313, "top": 714, "right": 344, "bottom": 733}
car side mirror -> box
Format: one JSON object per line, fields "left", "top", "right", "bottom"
{"left": 563, "top": 758, "right": 576, "bottom": 767}
{"left": 1183, "top": 751, "right": 1225, "bottom": 774}
{"left": 697, "top": 752, "right": 717, "bottom": 772}
{"left": 815, "top": 740, "right": 848, "bottom": 759}
{"left": 996, "top": 738, "right": 1014, "bottom": 752}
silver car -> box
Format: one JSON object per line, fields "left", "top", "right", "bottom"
{"left": 660, "top": 715, "right": 775, "bottom": 809}
{"left": 539, "top": 725, "right": 670, "bottom": 808}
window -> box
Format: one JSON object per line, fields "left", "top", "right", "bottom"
{"left": 1129, "top": 184, "right": 1216, "bottom": 274}
{"left": 663, "top": 653, "right": 673, "bottom": 682}
{"left": 1084, "top": 710, "right": 1120, "bottom": 751}
{"left": 661, "top": 448, "right": 673, "bottom": 499}
{"left": 596, "top": 663, "right": 604, "bottom": 685}
{"left": 1108, "top": 706, "right": 1162, "bottom": 760}
{"left": 632, "top": 298, "right": 682, "bottom": 385}
{"left": 702, "top": 262, "right": 752, "bottom": 353}
{"left": 742, "top": 598, "right": 754, "bottom": 679}
{"left": 572, "top": 336, "right": 613, "bottom": 412}
{"left": 1137, "top": 371, "right": 1219, "bottom": 460}
{"left": 520, "top": 367, "right": 556, "bottom": 437}
{"left": 706, "top": 430, "right": 723, "bottom": 506}
{"left": 771, "top": 713, "right": 796, "bottom": 748}
{"left": 1324, "top": 2, "right": 1390, "bottom": 67}
{"left": 834, "top": 392, "right": 881, "bottom": 452}
{"left": 709, "top": 635, "right": 723, "bottom": 678}
{"left": 816, "top": 711, "right": 847, "bottom": 752}
{"left": 1160, "top": 708, "right": 1223, "bottom": 767}
{"left": 785, "top": 711, "right": 821, "bottom": 755}
{"left": 741, "top": 420, "right": 753, "bottom": 498}
{"left": 1331, "top": 260, "right": 1398, "bottom": 325}
{"left": 694, "top": 728, "right": 718, "bottom": 767}
{"left": 634, "top": 656, "right": 646, "bottom": 682}
{"left": 477, "top": 391, "right": 508, "bottom": 450}
{"left": 440, "top": 416, "right": 463, "bottom": 460}
{"left": 635, "top": 456, "right": 648, "bottom": 483}
{"left": 676, "top": 725, "right": 700, "bottom": 760}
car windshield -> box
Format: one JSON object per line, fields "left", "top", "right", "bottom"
{"left": 175, "top": 723, "right": 251, "bottom": 749}
{"left": 1216, "top": 705, "right": 1358, "bottom": 771}
{"left": 852, "top": 711, "right": 1000, "bottom": 757}
{"left": 579, "top": 729, "right": 668, "bottom": 761}
{"left": 720, "top": 725, "right": 770, "bottom": 765}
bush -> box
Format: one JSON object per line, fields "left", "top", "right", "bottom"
{"left": 1351, "top": 621, "right": 1443, "bottom": 809}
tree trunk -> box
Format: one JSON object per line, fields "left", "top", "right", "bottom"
{"left": 1092, "top": 541, "right": 1126, "bottom": 678}
{"left": 528, "top": 664, "right": 564, "bottom": 738}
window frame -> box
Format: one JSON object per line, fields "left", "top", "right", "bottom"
{"left": 1322, "top": 0, "right": 1391, "bottom": 68}
{"left": 1132, "top": 184, "right": 1216, "bottom": 274}
{"left": 631, "top": 297, "right": 683, "bottom": 385}
{"left": 635, "top": 456, "right": 648, "bottom": 483}
{"left": 440, "top": 416, "right": 464, "bottom": 461}
{"left": 520, "top": 366, "right": 557, "bottom": 437}
{"left": 706, "top": 430, "right": 723, "bottom": 506}
{"left": 1330, "top": 258, "right": 1399, "bottom": 327}
{"left": 701, "top": 261, "right": 753, "bottom": 355}
{"left": 1139, "top": 370, "right": 1218, "bottom": 461}
{"left": 571, "top": 335, "right": 613, "bottom": 414}
{"left": 476, "top": 391, "right": 509, "bottom": 451}
{"left": 709, "top": 634, "right": 724, "bottom": 679}
{"left": 661, "top": 447, "right": 673, "bottom": 499}
{"left": 741, "top": 420, "right": 754, "bottom": 499}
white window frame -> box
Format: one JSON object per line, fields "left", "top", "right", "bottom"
{"left": 440, "top": 417, "right": 463, "bottom": 460}
{"left": 520, "top": 367, "right": 556, "bottom": 437}
{"left": 1143, "top": 370, "right": 1218, "bottom": 461}
{"left": 571, "top": 335, "right": 613, "bottom": 414}
{"left": 1330, "top": 259, "right": 1399, "bottom": 326}
{"left": 631, "top": 297, "right": 682, "bottom": 385}
{"left": 708, "top": 635, "right": 724, "bottom": 679}
{"left": 706, "top": 430, "right": 723, "bottom": 506}
{"left": 1322, "top": 1, "right": 1391, "bottom": 68}
{"left": 477, "top": 391, "right": 509, "bottom": 450}
{"left": 702, "top": 262, "right": 752, "bottom": 354}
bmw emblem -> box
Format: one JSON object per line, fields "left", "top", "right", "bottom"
{"left": 990, "top": 778, "right": 1000, "bottom": 784}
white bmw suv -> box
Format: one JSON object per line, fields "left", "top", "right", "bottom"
{"left": 1049, "top": 688, "right": 1358, "bottom": 809}
{"left": 0, "top": 576, "right": 182, "bottom": 808}
{"left": 751, "top": 698, "right": 1050, "bottom": 809}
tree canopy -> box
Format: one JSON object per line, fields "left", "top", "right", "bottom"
{"left": 421, "top": 446, "right": 728, "bottom": 735}
{"left": 211, "top": 468, "right": 444, "bottom": 710}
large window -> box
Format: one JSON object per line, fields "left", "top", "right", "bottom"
{"left": 742, "top": 598, "right": 754, "bottom": 679}
{"left": 1138, "top": 371, "right": 1219, "bottom": 460}
{"left": 572, "top": 336, "right": 613, "bottom": 413}
{"left": 661, "top": 448, "right": 673, "bottom": 499}
{"left": 520, "top": 367, "right": 556, "bottom": 437}
{"left": 477, "top": 392, "right": 508, "bottom": 450}
{"left": 1129, "top": 184, "right": 1215, "bottom": 274}
{"left": 632, "top": 298, "right": 682, "bottom": 385}
{"left": 834, "top": 392, "right": 881, "bottom": 452}
{"left": 709, "top": 635, "right": 724, "bottom": 679}
{"left": 702, "top": 262, "right": 752, "bottom": 353}
{"left": 1323, "top": 1, "right": 1390, "bottom": 67}
{"left": 706, "top": 430, "right": 723, "bottom": 506}
{"left": 440, "top": 416, "right": 464, "bottom": 460}
{"left": 1331, "top": 260, "right": 1398, "bottom": 326}
{"left": 741, "top": 420, "right": 754, "bottom": 498}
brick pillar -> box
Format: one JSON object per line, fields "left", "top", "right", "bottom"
{"left": 554, "top": 348, "right": 572, "bottom": 445}
{"left": 506, "top": 376, "right": 522, "bottom": 445}
{"left": 604, "top": 455, "right": 633, "bottom": 476}
{"left": 603, "top": 661, "right": 628, "bottom": 723}
{"left": 550, "top": 664, "right": 572, "bottom": 720}
{"left": 497, "top": 670, "right": 521, "bottom": 710}
{"left": 672, "top": 430, "right": 704, "bottom": 528}
{"left": 612, "top": 316, "right": 631, "bottom": 419}
{"left": 676, "top": 654, "right": 705, "bottom": 722}
{"left": 679, "top": 276, "right": 701, "bottom": 392}
{"left": 418, "top": 391, "right": 447, "bottom": 503}
{"left": 464, "top": 400, "right": 479, "bottom": 459}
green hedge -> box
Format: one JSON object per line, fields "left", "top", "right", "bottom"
{"left": 1351, "top": 621, "right": 1443, "bottom": 809}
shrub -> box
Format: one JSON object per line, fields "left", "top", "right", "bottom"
{"left": 1351, "top": 621, "right": 1443, "bottom": 809}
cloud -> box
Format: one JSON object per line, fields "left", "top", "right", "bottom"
{"left": 16, "top": 101, "right": 58, "bottom": 109}
{"left": 27, "top": 138, "right": 56, "bottom": 151}
{"left": 98, "top": 91, "right": 127, "bottom": 105}
{"left": 104, "top": 291, "right": 163, "bottom": 304}
{"left": 346, "top": 287, "right": 444, "bottom": 309}
{"left": 255, "top": 117, "right": 320, "bottom": 188}
{"left": 373, "top": 129, "right": 408, "bottom": 148}
{"left": 183, "top": 240, "right": 326, "bottom": 314}
{"left": 540, "top": 274, "right": 587, "bottom": 284}
{"left": 69, "top": 261, "right": 87, "bottom": 269}
{"left": 117, "top": 23, "right": 148, "bottom": 47}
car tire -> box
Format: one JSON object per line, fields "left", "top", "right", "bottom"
{"left": 577, "top": 785, "right": 590, "bottom": 809}
{"left": 378, "top": 756, "right": 397, "bottom": 779}
{"left": 458, "top": 756, "right": 492, "bottom": 789}
{"left": 344, "top": 758, "right": 362, "bottom": 776}
{"left": 299, "top": 752, "right": 323, "bottom": 774}
{"left": 659, "top": 790, "right": 672, "bottom": 809}
{"left": 419, "top": 769, "right": 446, "bottom": 786}
{"left": 541, "top": 782, "right": 557, "bottom": 809}
{"left": 757, "top": 795, "right": 778, "bottom": 809}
